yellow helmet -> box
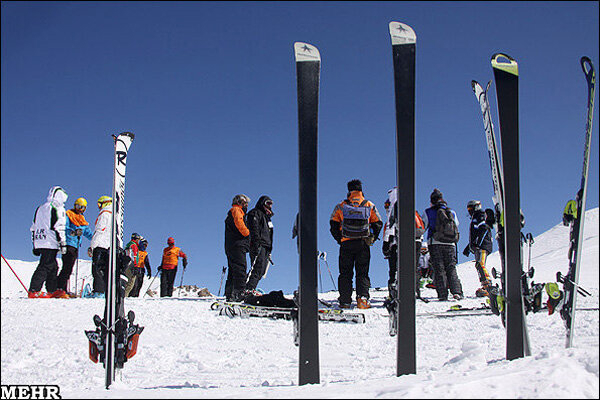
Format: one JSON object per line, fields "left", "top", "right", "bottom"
{"left": 74, "top": 197, "right": 87, "bottom": 211}
{"left": 97, "top": 195, "right": 112, "bottom": 209}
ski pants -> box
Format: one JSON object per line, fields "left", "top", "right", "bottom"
{"left": 474, "top": 249, "right": 491, "bottom": 286}
{"left": 57, "top": 245, "right": 78, "bottom": 291}
{"left": 160, "top": 267, "right": 178, "bottom": 297}
{"left": 91, "top": 247, "right": 109, "bottom": 293}
{"left": 129, "top": 269, "right": 146, "bottom": 297}
{"left": 224, "top": 243, "right": 248, "bottom": 300}
{"left": 246, "top": 246, "right": 269, "bottom": 291}
{"left": 29, "top": 249, "right": 59, "bottom": 293}
{"left": 429, "top": 244, "right": 463, "bottom": 299}
{"left": 387, "top": 241, "right": 422, "bottom": 296}
{"left": 338, "top": 239, "right": 371, "bottom": 304}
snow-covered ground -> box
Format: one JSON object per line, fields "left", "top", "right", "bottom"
{"left": 1, "top": 209, "right": 598, "bottom": 398}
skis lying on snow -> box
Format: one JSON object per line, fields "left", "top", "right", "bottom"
{"left": 559, "top": 56, "right": 596, "bottom": 349}
{"left": 210, "top": 300, "right": 366, "bottom": 324}
{"left": 419, "top": 304, "right": 598, "bottom": 318}
{"left": 84, "top": 132, "right": 143, "bottom": 389}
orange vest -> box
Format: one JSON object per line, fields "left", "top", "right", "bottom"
{"left": 161, "top": 246, "right": 186, "bottom": 270}
{"left": 138, "top": 250, "right": 148, "bottom": 269}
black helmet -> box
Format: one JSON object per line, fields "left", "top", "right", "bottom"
{"left": 131, "top": 232, "right": 141, "bottom": 241}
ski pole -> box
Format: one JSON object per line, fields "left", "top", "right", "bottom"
{"left": 75, "top": 242, "right": 81, "bottom": 296}
{"left": 1, "top": 254, "right": 29, "bottom": 293}
{"left": 246, "top": 251, "right": 260, "bottom": 284}
{"left": 218, "top": 266, "right": 227, "bottom": 296}
{"left": 319, "top": 252, "right": 337, "bottom": 291}
{"left": 177, "top": 266, "right": 186, "bottom": 297}
{"left": 262, "top": 254, "right": 274, "bottom": 279}
{"left": 143, "top": 269, "right": 160, "bottom": 298}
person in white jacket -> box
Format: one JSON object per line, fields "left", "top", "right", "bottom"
{"left": 29, "top": 186, "right": 69, "bottom": 298}
{"left": 88, "top": 195, "right": 113, "bottom": 295}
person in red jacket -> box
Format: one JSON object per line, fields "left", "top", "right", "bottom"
{"left": 159, "top": 236, "right": 187, "bottom": 297}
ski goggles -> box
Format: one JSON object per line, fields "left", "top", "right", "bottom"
{"left": 75, "top": 204, "right": 86, "bottom": 212}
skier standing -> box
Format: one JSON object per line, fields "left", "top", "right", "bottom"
{"left": 422, "top": 188, "right": 464, "bottom": 301}
{"left": 29, "top": 186, "right": 70, "bottom": 298}
{"left": 159, "top": 236, "right": 187, "bottom": 297}
{"left": 123, "top": 233, "right": 142, "bottom": 297}
{"left": 329, "top": 179, "right": 383, "bottom": 309}
{"left": 381, "top": 187, "right": 425, "bottom": 299}
{"left": 462, "top": 200, "right": 494, "bottom": 297}
{"left": 129, "top": 238, "right": 152, "bottom": 297}
{"left": 88, "top": 195, "right": 113, "bottom": 297}
{"left": 56, "top": 197, "right": 93, "bottom": 295}
{"left": 224, "top": 194, "right": 251, "bottom": 301}
{"left": 246, "top": 195, "right": 275, "bottom": 292}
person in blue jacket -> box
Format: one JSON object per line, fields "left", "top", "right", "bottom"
{"left": 56, "top": 197, "right": 93, "bottom": 294}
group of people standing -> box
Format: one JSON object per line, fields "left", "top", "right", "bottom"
{"left": 28, "top": 186, "right": 188, "bottom": 299}
{"left": 224, "top": 194, "right": 274, "bottom": 302}
{"left": 222, "top": 179, "right": 498, "bottom": 310}
{"left": 329, "top": 180, "right": 498, "bottom": 308}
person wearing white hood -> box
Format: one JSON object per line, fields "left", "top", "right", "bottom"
{"left": 29, "top": 186, "right": 69, "bottom": 298}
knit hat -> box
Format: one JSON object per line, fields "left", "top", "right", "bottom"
{"left": 347, "top": 179, "right": 363, "bottom": 192}
{"left": 430, "top": 188, "right": 443, "bottom": 204}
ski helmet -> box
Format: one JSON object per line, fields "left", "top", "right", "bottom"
{"left": 74, "top": 197, "right": 87, "bottom": 211}
{"left": 97, "top": 195, "right": 112, "bottom": 209}
{"left": 167, "top": 237, "right": 175, "bottom": 245}
{"left": 131, "top": 232, "right": 141, "bottom": 241}
{"left": 467, "top": 200, "right": 482, "bottom": 215}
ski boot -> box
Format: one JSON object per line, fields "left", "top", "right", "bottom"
{"left": 383, "top": 283, "right": 398, "bottom": 336}
{"left": 545, "top": 282, "right": 564, "bottom": 315}
{"left": 357, "top": 297, "right": 371, "bottom": 310}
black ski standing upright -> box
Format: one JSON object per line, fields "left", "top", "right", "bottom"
{"left": 491, "top": 54, "right": 530, "bottom": 360}
{"left": 294, "top": 41, "right": 320, "bottom": 386}
{"left": 561, "top": 56, "right": 596, "bottom": 348}
{"left": 389, "top": 21, "right": 416, "bottom": 377}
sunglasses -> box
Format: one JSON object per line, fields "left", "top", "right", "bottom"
{"left": 75, "top": 204, "right": 86, "bottom": 212}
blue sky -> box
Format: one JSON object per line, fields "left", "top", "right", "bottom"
{"left": 2, "top": 2, "right": 598, "bottom": 296}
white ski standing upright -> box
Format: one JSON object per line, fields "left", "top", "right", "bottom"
{"left": 84, "top": 132, "right": 143, "bottom": 390}
{"left": 105, "top": 131, "right": 134, "bottom": 388}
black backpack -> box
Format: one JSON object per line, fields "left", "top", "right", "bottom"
{"left": 433, "top": 207, "right": 459, "bottom": 243}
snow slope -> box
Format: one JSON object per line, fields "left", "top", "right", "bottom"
{"left": 1, "top": 209, "right": 598, "bottom": 398}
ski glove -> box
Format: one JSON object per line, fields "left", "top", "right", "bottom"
{"left": 87, "top": 247, "right": 93, "bottom": 257}
{"left": 364, "top": 235, "right": 376, "bottom": 246}
{"left": 382, "top": 241, "right": 391, "bottom": 258}
{"left": 182, "top": 258, "right": 188, "bottom": 268}
{"left": 60, "top": 242, "right": 67, "bottom": 254}
{"left": 462, "top": 245, "right": 471, "bottom": 257}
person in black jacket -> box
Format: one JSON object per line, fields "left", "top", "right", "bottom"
{"left": 246, "top": 195, "right": 274, "bottom": 291}
{"left": 462, "top": 200, "right": 494, "bottom": 297}
{"left": 224, "top": 194, "right": 251, "bottom": 301}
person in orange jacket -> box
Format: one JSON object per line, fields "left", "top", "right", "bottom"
{"left": 223, "top": 194, "right": 251, "bottom": 301}
{"left": 329, "top": 179, "right": 383, "bottom": 309}
{"left": 159, "top": 236, "right": 187, "bottom": 297}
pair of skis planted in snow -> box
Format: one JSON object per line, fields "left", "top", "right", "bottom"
{"left": 471, "top": 56, "right": 596, "bottom": 352}
{"left": 84, "top": 132, "right": 144, "bottom": 389}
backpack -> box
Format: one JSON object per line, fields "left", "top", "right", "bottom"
{"left": 433, "top": 207, "right": 459, "bottom": 243}
{"left": 415, "top": 211, "right": 425, "bottom": 239}
{"left": 341, "top": 200, "right": 371, "bottom": 238}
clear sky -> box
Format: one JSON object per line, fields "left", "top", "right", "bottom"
{"left": 2, "top": 1, "right": 598, "bottom": 296}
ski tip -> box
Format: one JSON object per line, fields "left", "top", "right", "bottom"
{"left": 491, "top": 53, "right": 518, "bottom": 76}
{"left": 118, "top": 131, "right": 135, "bottom": 140}
{"left": 389, "top": 21, "right": 416, "bottom": 45}
{"left": 294, "top": 42, "right": 320, "bottom": 63}
{"left": 580, "top": 56, "right": 594, "bottom": 79}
